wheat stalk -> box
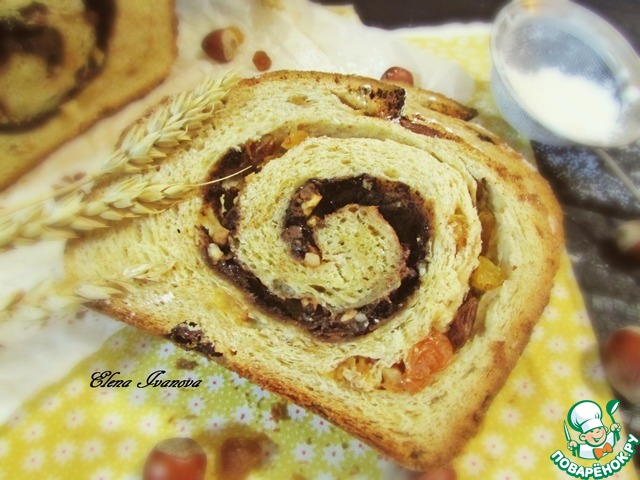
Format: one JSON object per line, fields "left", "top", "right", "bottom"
{"left": 0, "top": 263, "right": 174, "bottom": 324}
{"left": 0, "top": 167, "right": 250, "bottom": 251}
{"left": 0, "top": 180, "right": 186, "bottom": 249}
{"left": 99, "top": 73, "right": 238, "bottom": 176}
{"left": 0, "top": 73, "right": 239, "bottom": 220}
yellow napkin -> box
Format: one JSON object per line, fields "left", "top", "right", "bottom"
{"left": 2, "top": 20, "right": 638, "bottom": 480}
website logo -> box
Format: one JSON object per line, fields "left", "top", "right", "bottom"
{"left": 550, "top": 399, "right": 638, "bottom": 479}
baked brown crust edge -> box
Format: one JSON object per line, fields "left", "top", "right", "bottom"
{"left": 66, "top": 70, "right": 565, "bottom": 471}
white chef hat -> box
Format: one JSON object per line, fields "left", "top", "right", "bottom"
{"left": 568, "top": 400, "right": 604, "bottom": 433}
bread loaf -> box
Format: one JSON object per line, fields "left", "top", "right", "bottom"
{"left": 64, "top": 70, "right": 564, "bottom": 470}
{"left": 0, "top": 0, "right": 177, "bottom": 190}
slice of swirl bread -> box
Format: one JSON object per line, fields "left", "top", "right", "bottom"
{"left": 0, "top": 0, "right": 176, "bottom": 190}
{"left": 64, "top": 71, "right": 564, "bottom": 470}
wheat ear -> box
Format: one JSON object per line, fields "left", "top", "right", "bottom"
{"left": 0, "top": 73, "right": 239, "bottom": 219}
{"left": 0, "top": 167, "right": 250, "bottom": 251}
{"left": 99, "top": 73, "right": 238, "bottom": 176}
{"left": 0, "top": 263, "right": 174, "bottom": 324}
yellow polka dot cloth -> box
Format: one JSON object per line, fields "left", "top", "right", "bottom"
{"left": 1, "top": 22, "right": 638, "bottom": 480}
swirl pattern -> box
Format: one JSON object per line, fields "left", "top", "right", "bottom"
{"left": 65, "top": 71, "right": 564, "bottom": 470}
{"left": 191, "top": 71, "right": 564, "bottom": 393}
{"left": 201, "top": 132, "right": 480, "bottom": 343}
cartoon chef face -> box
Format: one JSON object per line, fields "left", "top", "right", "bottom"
{"left": 581, "top": 426, "right": 609, "bottom": 446}
{"left": 568, "top": 400, "right": 608, "bottom": 446}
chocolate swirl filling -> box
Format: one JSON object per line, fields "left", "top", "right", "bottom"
{"left": 200, "top": 137, "right": 431, "bottom": 341}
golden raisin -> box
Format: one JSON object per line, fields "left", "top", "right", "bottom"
{"left": 281, "top": 129, "right": 309, "bottom": 149}
{"left": 470, "top": 256, "right": 505, "bottom": 292}
{"left": 252, "top": 50, "right": 272, "bottom": 72}
{"left": 478, "top": 210, "right": 496, "bottom": 255}
{"left": 403, "top": 333, "right": 453, "bottom": 393}
{"left": 449, "top": 213, "right": 468, "bottom": 252}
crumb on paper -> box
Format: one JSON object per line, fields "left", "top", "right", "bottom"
{"left": 270, "top": 401, "right": 290, "bottom": 423}
{"left": 176, "top": 358, "right": 199, "bottom": 370}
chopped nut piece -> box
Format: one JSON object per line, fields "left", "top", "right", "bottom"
{"left": 300, "top": 192, "right": 322, "bottom": 216}
{"left": 212, "top": 226, "right": 230, "bottom": 246}
{"left": 381, "top": 366, "right": 404, "bottom": 392}
{"left": 306, "top": 215, "right": 319, "bottom": 228}
{"left": 354, "top": 312, "right": 368, "bottom": 323}
{"left": 207, "top": 243, "right": 224, "bottom": 262}
{"left": 300, "top": 296, "right": 317, "bottom": 311}
{"left": 340, "top": 309, "right": 358, "bottom": 322}
{"left": 336, "top": 355, "right": 374, "bottom": 377}
{"left": 304, "top": 252, "right": 321, "bottom": 267}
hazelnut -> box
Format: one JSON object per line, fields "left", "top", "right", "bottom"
{"left": 414, "top": 466, "right": 457, "bottom": 480}
{"left": 143, "top": 437, "right": 207, "bottom": 480}
{"left": 218, "top": 435, "right": 270, "bottom": 480}
{"left": 602, "top": 326, "right": 640, "bottom": 404}
{"left": 380, "top": 66, "right": 414, "bottom": 86}
{"left": 615, "top": 220, "right": 640, "bottom": 258}
{"left": 252, "top": 50, "right": 272, "bottom": 72}
{"left": 202, "top": 27, "right": 244, "bottom": 63}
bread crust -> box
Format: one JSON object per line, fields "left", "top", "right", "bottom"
{"left": 64, "top": 70, "right": 564, "bottom": 470}
{"left": 0, "top": 0, "right": 177, "bottom": 190}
